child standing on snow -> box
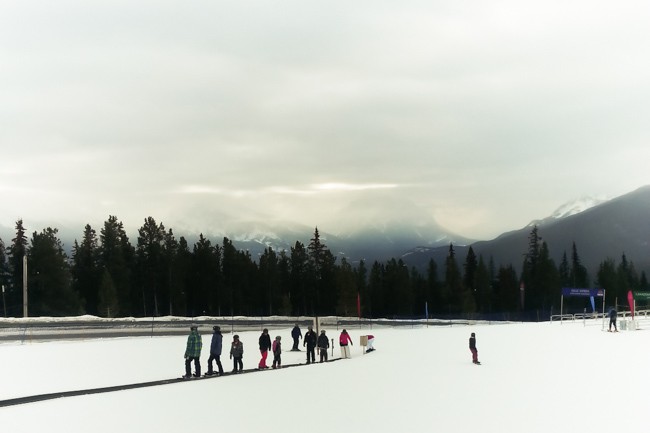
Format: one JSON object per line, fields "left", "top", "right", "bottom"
{"left": 469, "top": 332, "right": 480, "bottom": 365}
{"left": 230, "top": 334, "right": 244, "bottom": 373}
{"left": 272, "top": 336, "right": 282, "bottom": 369}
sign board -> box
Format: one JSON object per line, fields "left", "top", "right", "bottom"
{"left": 561, "top": 288, "right": 604, "bottom": 297}
{"left": 633, "top": 292, "right": 650, "bottom": 300}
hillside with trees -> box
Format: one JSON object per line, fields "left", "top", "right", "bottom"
{"left": 0, "top": 215, "right": 647, "bottom": 320}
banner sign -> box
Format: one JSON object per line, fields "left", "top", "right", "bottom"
{"left": 628, "top": 290, "right": 635, "bottom": 318}
{"left": 561, "top": 288, "right": 604, "bottom": 297}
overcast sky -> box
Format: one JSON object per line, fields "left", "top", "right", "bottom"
{"left": 1, "top": 0, "right": 649, "bottom": 242}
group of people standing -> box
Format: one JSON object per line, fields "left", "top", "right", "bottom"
{"left": 292, "top": 324, "right": 354, "bottom": 363}
{"left": 183, "top": 324, "right": 360, "bottom": 378}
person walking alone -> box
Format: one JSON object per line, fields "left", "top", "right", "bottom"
{"left": 469, "top": 332, "right": 480, "bottom": 364}
{"left": 183, "top": 325, "right": 203, "bottom": 378}
{"left": 339, "top": 329, "right": 353, "bottom": 359}
{"left": 258, "top": 328, "right": 272, "bottom": 369}
{"left": 206, "top": 325, "right": 224, "bottom": 376}
{"left": 608, "top": 307, "right": 618, "bottom": 332}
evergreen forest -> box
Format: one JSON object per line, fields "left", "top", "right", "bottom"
{"left": 0, "top": 217, "right": 647, "bottom": 320}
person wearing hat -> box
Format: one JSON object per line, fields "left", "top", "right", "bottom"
{"left": 258, "top": 328, "right": 272, "bottom": 369}
{"left": 230, "top": 334, "right": 244, "bottom": 373}
{"left": 272, "top": 336, "right": 282, "bottom": 369}
{"left": 183, "top": 325, "right": 203, "bottom": 378}
{"left": 206, "top": 325, "right": 224, "bottom": 376}
{"left": 339, "top": 329, "right": 352, "bottom": 359}
{"left": 317, "top": 330, "right": 330, "bottom": 363}
{"left": 303, "top": 325, "right": 317, "bottom": 364}
{"left": 469, "top": 332, "right": 480, "bottom": 364}
{"left": 291, "top": 324, "right": 302, "bottom": 351}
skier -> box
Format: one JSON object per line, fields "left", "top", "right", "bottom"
{"left": 183, "top": 324, "right": 203, "bottom": 378}
{"left": 206, "top": 325, "right": 224, "bottom": 376}
{"left": 258, "top": 328, "right": 272, "bottom": 369}
{"left": 230, "top": 334, "right": 244, "bottom": 373}
{"left": 317, "top": 329, "right": 330, "bottom": 362}
{"left": 303, "top": 326, "right": 317, "bottom": 364}
{"left": 608, "top": 307, "right": 618, "bottom": 332}
{"left": 469, "top": 332, "right": 480, "bottom": 364}
{"left": 272, "top": 336, "right": 282, "bottom": 369}
{"left": 291, "top": 324, "right": 302, "bottom": 351}
{"left": 339, "top": 329, "right": 353, "bottom": 359}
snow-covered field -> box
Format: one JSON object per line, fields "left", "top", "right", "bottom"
{"left": 1, "top": 318, "right": 648, "bottom": 433}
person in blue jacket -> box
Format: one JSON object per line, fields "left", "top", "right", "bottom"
{"left": 206, "top": 325, "right": 224, "bottom": 376}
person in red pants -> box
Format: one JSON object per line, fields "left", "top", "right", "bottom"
{"left": 258, "top": 328, "right": 272, "bottom": 369}
{"left": 469, "top": 332, "right": 480, "bottom": 365}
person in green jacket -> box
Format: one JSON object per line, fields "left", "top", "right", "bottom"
{"left": 183, "top": 325, "right": 203, "bottom": 378}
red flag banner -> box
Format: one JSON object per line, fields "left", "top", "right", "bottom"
{"left": 627, "top": 290, "right": 635, "bottom": 318}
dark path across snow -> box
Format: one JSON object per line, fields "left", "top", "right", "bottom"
{"left": 0, "top": 358, "right": 342, "bottom": 408}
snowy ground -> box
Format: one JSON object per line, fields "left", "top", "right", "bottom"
{"left": 1, "top": 317, "right": 648, "bottom": 433}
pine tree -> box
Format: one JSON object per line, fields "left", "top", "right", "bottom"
{"left": 426, "top": 259, "right": 439, "bottom": 314}
{"left": 474, "top": 256, "right": 492, "bottom": 313}
{"left": 171, "top": 236, "right": 192, "bottom": 316}
{"left": 258, "top": 247, "right": 280, "bottom": 315}
{"left": 8, "top": 219, "right": 28, "bottom": 317}
{"left": 28, "top": 227, "right": 82, "bottom": 316}
{"left": 444, "top": 244, "right": 462, "bottom": 314}
{"left": 522, "top": 225, "right": 542, "bottom": 311}
{"left": 461, "top": 247, "right": 478, "bottom": 314}
{"left": 355, "top": 260, "right": 368, "bottom": 317}
{"left": 597, "top": 258, "right": 618, "bottom": 306}
{"left": 367, "top": 261, "right": 384, "bottom": 317}
{"left": 71, "top": 224, "right": 100, "bottom": 315}
{"left": 135, "top": 217, "right": 166, "bottom": 316}
{"left": 99, "top": 216, "right": 135, "bottom": 315}
{"left": 98, "top": 268, "right": 119, "bottom": 317}
{"left": 289, "top": 241, "right": 309, "bottom": 315}
{"left": 307, "top": 227, "right": 337, "bottom": 315}
{"left": 570, "top": 242, "right": 589, "bottom": 288}
{"left": 335, "top": 258, "right": 358, "bottom": 316}
{"left": 189, "top": 234, "right": 220, "bottom": 316}
{"left": 0, "top": 237, "right": 10, "bottom": 316}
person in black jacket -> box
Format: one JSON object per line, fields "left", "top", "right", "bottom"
{"left": 608, "top": 308, "right": 618, "bottom": 332}
{"left": 258, "top": 328, "right": 272, "bottom": 369}
{"left": 303, "top": 326, "right": 317, "bottom": 364}
{"left": 317, "top": 330, "right": 330, "bottom": 362}
{"left": 469, "top": 332, "right": 480, "bottom": 364}
{"left": 291, "top": 324, "right": 302, "bottom": 351}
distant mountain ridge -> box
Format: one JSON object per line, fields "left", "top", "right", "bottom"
{"left": 1, "top": 187, "right": 647, "bottom": 280}
{"left": 401, "top": 185, "right": 650, "bottom": 276}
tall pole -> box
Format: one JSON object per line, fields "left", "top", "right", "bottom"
{"left": 22, "top": 255, "right": 28, "bottom": 317}
{"left": 2, "top": 285, "right": 6, "bottom": 318}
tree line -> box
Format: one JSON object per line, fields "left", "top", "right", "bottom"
{"left": 0, "top": 217, "right": 647, "bottom": 319}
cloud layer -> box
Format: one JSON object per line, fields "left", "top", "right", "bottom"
{"left": 1, "top": 0, "right": 649, "bottom": 240}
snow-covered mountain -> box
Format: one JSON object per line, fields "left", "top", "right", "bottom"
{"left": 402, "top": 186, "right": 650, "bottom": 275}
{"left": 527, "top": 195, "right": 609, "bottom": 228}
